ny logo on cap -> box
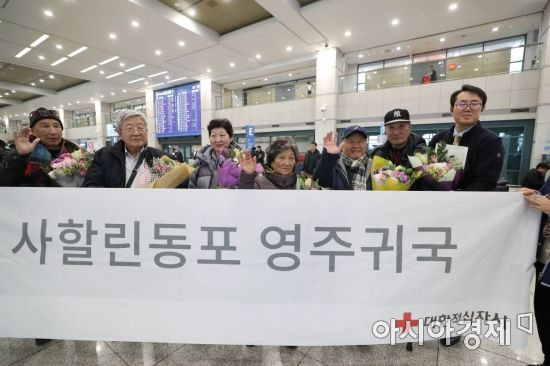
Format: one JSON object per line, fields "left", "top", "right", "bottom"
{"left": 393, "top": 110, "right": 401, "bottom": 118}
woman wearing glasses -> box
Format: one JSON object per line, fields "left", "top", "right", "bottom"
{"left": 428, "top": 84, "right": 505, "bottom": 192}
{"left": 0, "top": 107, "right": 80, "bottom": 187}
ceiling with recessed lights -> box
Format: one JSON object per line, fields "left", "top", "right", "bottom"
{"left": 0, "top": 0, "right": 547, "bottom": 120}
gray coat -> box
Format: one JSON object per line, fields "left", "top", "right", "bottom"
{"left": 188, "top": 145, "right": 218, "bottom": 189}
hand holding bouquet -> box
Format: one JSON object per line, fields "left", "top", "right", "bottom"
{"left": 371, "top": 156, "right": 422, "bottom": 191}
{"left": 139, "top": 155, "right": 194, "bottom": 188}
{"left": 408, "top": 141, "right": 468, "bottom": 190}
{"left": 48, "top": 149, "right": 94, "bottom": 187}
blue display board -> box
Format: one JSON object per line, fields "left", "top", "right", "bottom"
{"left": 155, "top": 82, "right": 201, "bottom": 137}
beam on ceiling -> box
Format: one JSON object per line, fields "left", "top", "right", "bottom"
{"left": 255, "top": 0, "right": 326, "bottom": 45}
{"left": 127, "top": 0, "right": 219, "bottom": 42}
{"left": 0, "top": 97, "right": 22, "bottom": 106}
{"left": 0, "top": 81, "right": 57, "bottom": 96}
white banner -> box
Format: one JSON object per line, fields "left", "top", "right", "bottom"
{"left": 0, "top": 188, "right": 540, "bottom": 347}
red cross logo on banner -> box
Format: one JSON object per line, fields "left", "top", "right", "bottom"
{"left": 395, "top": 312, "right": 419, "bottom": 335}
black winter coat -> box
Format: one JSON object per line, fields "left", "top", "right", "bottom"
{"left": 82, "top": 140, "right": 167, "bottom": 188}
{"left": 428, "top": 122, "right": 504, "bottom": 191}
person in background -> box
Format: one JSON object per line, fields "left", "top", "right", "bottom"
{"left": 172, "top": 147, "right": 184, "bottom": 163}
{"left": 522, "top": 162, "right": 550, "bottom": 190}
{"left": 0, "top": 107, "right": 80, "bottom": 187}
{"left": 238, "top": 137, "right": 299, "bottom": 190}
{"left": 188, "top": 118, "right": 240, "bottom": 188}
{"left": 302, "top": 141, "right": 321, "bottom": 178}
{"left": 315, "top": 125, "right": 370, "bottom": 190}
{"left": 0, "top": 139, "right": 7, "bottom": 163}
{"left": 429, "top": 65, "right": 437, "bottom": 82}
{"left": 255, "top": 145, "right": 265, "bottom": 166}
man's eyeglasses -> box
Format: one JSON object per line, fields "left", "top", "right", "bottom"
{"left": 122, "top": 125, "right": 147, "bottom": 134}
{"left": 454, "top": 101, "right": 483, "bottom": 110}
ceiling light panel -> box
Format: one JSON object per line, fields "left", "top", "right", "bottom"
{"left": 99, "top": 56, "right": 119, "bottom": 65}
{"left": 30, "top": 34, "right": 50, "bottom": 47}
{"left": 67, "top": 46, "right": 88, "bottom": 57}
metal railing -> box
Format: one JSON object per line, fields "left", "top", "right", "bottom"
{"left": 215, "top": 79, "right": 316, "bottom": 110}
{"left": 339, "top": 43, "right": 541, "bottom": 93}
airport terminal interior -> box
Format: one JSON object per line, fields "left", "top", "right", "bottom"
{"left": 1, "top": 0, "right": 550, "bottom": 364}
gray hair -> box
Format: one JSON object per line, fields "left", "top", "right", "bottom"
{"left": 265, "top": 137, "right": 299, "bottom": 168}
{"left": 114, "top": 109, "right": 147, "bottom": 131}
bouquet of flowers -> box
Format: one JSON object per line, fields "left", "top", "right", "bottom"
{"left": 138, "top": 155, "right": 194, "bottom": 188}
{"left": 408, "top": 142, "right": 468, "bottom": 190}
{"left": 48, "top": 149, "right": 94, "bottom": 187}
{"left": 370, "top": 156, "right": 422, "bottom": 191}
{"left": 298, "top": 175, "right": 320, "bottom": 190}
{"left": 218, "top": 147, "right": 268, "bottom": 187}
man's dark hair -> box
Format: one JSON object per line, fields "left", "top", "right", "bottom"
{"left": 256, "top": 145, "right": 262, "bottom": 149}
{"left": 207, "top": 118, "right": 233, "bottom": 137}
{"left": 310, "top": 141, "right": 317, "bottom": 146}
{"left": 536, "top": 162, "right": 550, "bottom": 170}
{"left": 0, "top": 140, "right": 5, "bottom": 149}
{"left": 450, "top": 84, "right": 487, "bottom": 110}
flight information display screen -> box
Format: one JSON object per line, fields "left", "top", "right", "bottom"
{"left": 155, "top": 82, "right": 201, "bottom": 137}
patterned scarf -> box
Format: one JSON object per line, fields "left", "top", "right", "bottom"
{"left": 341, "top": 154, "right": 368, "bottom": 190}
{"left": 24, "top": 141, "right": 67, "bottom": 186}
{"left": 264, "top": 167, "right": 297, "bottom": 189}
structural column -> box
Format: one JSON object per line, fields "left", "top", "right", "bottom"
{"left": 144, "top": 89, "right": 160, "bottom": 149}
{"left": 200, "top": 78, "right": 221, "bottom": 146}
{"left": 533, "top": 4, "right": 550, "bottom": 167}
{"left": 315, "top": 47, "right": 344, "bottom": 149}
{"left": 94, "top": 101, "right": 109, "bottom": 150}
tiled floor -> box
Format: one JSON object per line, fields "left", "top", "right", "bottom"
{"left": 0, "top": 337, "right": 545, "bottom": 366}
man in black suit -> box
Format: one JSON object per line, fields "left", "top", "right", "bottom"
{"left": 429, "top": 84, "right": 505, "bottom": 347}
{"left": 429, "top": 84, "right": 504, "bottom": 192}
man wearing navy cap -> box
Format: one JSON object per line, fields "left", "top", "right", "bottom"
{"left": 314, "top": 125, "right": 370, "bottom": 190}
{"left": 371, "top": 108, "right": 427, "bottom": 188}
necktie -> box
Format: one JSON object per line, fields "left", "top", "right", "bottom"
{"left": 453, "top": 135, "right": 461, "bottom": 146}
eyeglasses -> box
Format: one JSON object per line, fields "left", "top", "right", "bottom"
{"left": 454, "top": 101, "right": 483, "bottom": 110}
{"left": 122, "top": 125, "right": 147, "bottom": 134}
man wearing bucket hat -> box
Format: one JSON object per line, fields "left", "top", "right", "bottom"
{"left": 314, "top": 125, "right": 371, "bottom": 190}
{"left": 0, "top": 107, "right": 79, "bottom": 186}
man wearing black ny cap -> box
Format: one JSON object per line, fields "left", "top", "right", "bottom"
{"left": 314, "top": 125, "right": 370, "bottom": 190}
{"left": 371, "top": 108, "right": 427, "bottom": 169}
{"left": 0, "top": 107, "right": 79, "bottom": 186}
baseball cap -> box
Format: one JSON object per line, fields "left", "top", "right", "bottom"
{"left": 341, "top": 125, "right": 368, "bottom": 139}
{"left": 384, "top": 108, "right": 411, "bottom": 126}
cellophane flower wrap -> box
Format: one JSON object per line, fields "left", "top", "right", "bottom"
{"left": 370, "top": 155, "right": 422, "bottom": 191}
{"left": 407, "top": 141, "right": 468, "bottom": 191}
{"left": 48, "top": 149, "right": 94, "bottom": 187}
{"left": 138, "top": 155, "right": 194, "bottom": 188}
{"left": 298, "top": 175, "right": 320, "bottom": 190}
